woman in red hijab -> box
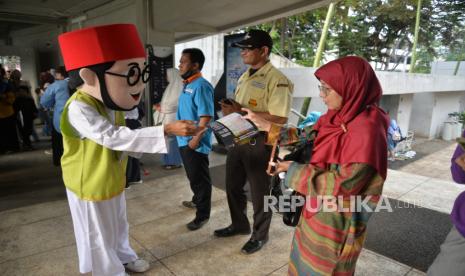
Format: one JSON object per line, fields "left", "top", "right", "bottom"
{"left": 244, "top": 56, "right": 389, "bottom": 275}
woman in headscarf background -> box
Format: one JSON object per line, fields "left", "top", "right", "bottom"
{"left": 153, "top": 68, "right": 183, "bottom": 169}
{"left": 387, "top": 118, "right": 402, "bottom": 160}
{"left": 243, "top": 56, "right": 389, "bottom": 275}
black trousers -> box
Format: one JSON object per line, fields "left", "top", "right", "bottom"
{"left": 225, "top": 134, "right": 272, "bottom": 241}
{"left": 126, "top": 155, "right": 141, "bottom": 184}
{"left": 125, "top": 119, "right": 142, "bottom": 185}
{"left": 51, "top": 125, "right": 63, "bottom": 166}
{"left": 17, "top": 114, "right": 33, "bottom": 148}
{"left": 179, "top": 146, "right": 212, "bottom": 220}
{"left": 0, "top": 115, "right": 20, "bottom": 153}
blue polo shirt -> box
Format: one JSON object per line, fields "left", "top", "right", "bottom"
{"left": 40, "top": 79, "right": 70, "bottom": 133}
{"left": 176, "top": 75, "right": 214, "bottom": 155}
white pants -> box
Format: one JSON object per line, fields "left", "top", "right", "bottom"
{"left": 66, "top": 189, "right": 138, "bottom": 276}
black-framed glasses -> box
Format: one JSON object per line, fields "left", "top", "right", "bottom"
{"left": 318, "top": 84, "right": 331, "bottom": 97}
{"left": 105, "top": 62, "right": 151, "bottom": 86}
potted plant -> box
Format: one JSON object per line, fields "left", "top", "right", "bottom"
{"left": 448, "top": 111, "right": 465, "bottom": 129}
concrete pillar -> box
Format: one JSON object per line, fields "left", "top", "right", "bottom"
{"left": 410, "top": 93, "right": 434, "bottom": 138}
{"left": 396, "top": 93, "right": 413, "bottom": 137}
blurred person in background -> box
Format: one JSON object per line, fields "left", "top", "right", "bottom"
{"left": 10, "top": 69, "right": 37, "bottom": 150}
{"left": 40, "top": 66, "right": 70, "bottom": 165}
{"left": 0, "top": 65, "right": 19, "bottom": 153}
{"left": 153, "top": 68, "right": 183, "bottom": 170}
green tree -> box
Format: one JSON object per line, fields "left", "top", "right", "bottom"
{"left": 236, "top": 0, "right": 465, "bottom": 72}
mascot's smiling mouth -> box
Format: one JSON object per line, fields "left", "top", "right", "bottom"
{"left": 130, "top": 92, "right": 141, "bottom": 100}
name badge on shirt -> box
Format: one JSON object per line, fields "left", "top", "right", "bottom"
{"left": 249, "top": 99, "right": 258, "bottom": 107}
{"left": 251, "top": 81, "right": 265, "bottom": 89}
{"left": 184, "top": 88, "right": 194, "bottom": 94}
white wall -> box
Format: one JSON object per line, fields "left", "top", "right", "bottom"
{"left": 175, "top": 34, "right": 224, "bottom": 86}
{"left": 431, "top": 61, "right": 465, "bottom": 76}
{"left": 431, "top": 92, "right": 464, "bottom": 138}
{"left": 8, "top": 24, "right": 64, "bottom": 91}
{"left": 410, "top": 93, "right": 435, "bottom": 138}
{"left": 376, "top": 71, "right": 465, "bottom": 95}
{"left": 410, "top": 92, "right": 464, "bottom": 139}
{"left": 380, "top": 95, "right": 400, "bottom": 119}
{"left": 396, "top": 94, "right": 413, "bottom": 136}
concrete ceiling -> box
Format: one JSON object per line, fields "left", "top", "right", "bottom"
{"left": 0, "top": 0, "right": 331, "bottom": 43}
{"left": 150, "top": 0, "right": 331, "bottom": 42}
{"left": 0, "top": 0, "right": 113, "bottom": 43}
{"left": 0, "top": 0, "right": 113, "bottom": 23}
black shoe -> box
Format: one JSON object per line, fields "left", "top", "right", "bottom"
{"left": 182, "top": 201, "right": 196, "bottom": 209}
{"left": 214, "top": 225, "right": 251, "bottom": 237}
{"left": 186, "top": 217, "right": 209, "bottom": 231}
{"left": 241, "top": 238, "right": 268, "bottom": 254}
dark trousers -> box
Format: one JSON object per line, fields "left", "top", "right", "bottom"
{"left": 126, "top": 156, "right": 141, "bottom": 183}
{"left": 179, "top": 146, "right": 211, "bottom": 220}
{"left": 125, "top": 119, "right": 142, "bottom": 185}
{"left": 226, "top": 134, "right": 272, "bottom": 241}
{"left": 17, "top": 113, "right": 33, "bottom": 148}
{"left": 0, "top": 115, "right": 20, "bottom": 152}
{"left": 51, "top": 125, "right": 63, "bottom": 166}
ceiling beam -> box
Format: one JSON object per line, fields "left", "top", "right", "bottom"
{"left": 0, "top": 12, "right": 67, "bottom": 25}
{"left": 174, "top": 0, "right": 332, "bottom": 43}
{"left": 217, "top": 0, "right": 332, "bottom": 33}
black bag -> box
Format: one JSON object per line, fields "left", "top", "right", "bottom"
{"left": 270, "top": 130, "right": 317, "bottom": 227}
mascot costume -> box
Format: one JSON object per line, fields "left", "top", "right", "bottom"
{"left": 58, "top": 24, "right": 198, "bottom": 275}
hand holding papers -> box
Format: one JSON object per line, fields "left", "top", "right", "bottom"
{"left": 219, "top": 98, "right": 242, "bottom": 116}
{"left": 210, "top": 112, "right": 259, "bottom": 148}
{"left": 241, "top": 108, "right": 272, "bottom": 132}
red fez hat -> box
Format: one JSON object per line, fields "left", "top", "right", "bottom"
{"left": 58, "top": 24, "right": 145, "bottom": 71}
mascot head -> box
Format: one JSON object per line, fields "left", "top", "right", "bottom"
{"left": 58, "top": 24, "right": 150, "bottom": 111}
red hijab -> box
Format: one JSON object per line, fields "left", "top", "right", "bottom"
{"left": 311, "top": 56, "right": 389, "bottom": 179}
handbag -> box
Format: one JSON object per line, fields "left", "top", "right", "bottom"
{"left": 270, "top": 130, "right": 317, "bottom": 227}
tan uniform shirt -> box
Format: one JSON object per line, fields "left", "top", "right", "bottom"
{"left": 234, "top": 62, "right": 293, "bottom": 118}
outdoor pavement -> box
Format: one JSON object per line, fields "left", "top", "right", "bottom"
{"left": 0, "top": 135, "right": 463, "bottom": 276}
{"left": 388, "top": 137, "right": 456, "bottom": 182}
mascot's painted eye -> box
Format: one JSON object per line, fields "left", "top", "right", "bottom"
{"left": 128, "top": 66, "right": 138, "bottom": 77}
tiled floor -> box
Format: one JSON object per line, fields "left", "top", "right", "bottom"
{"left": 1, "top": 136, "right": 463, "bottom": 275}
{"left": 3, "top": 160, "right": 450, "bottom": 275}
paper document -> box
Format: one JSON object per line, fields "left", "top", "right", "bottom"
{"left": 210, "top": 112, "right": 260, "bottom": 148}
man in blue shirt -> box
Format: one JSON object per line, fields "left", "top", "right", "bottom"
{"left": 40, "top": 66, "right": 70, "bottom": 166}
{"left": 176, "top": 48, "right": 214, "bottom": 231}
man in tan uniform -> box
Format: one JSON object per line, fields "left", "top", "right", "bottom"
{"left": 215, "top": 29, "right": 293, "bottom": 254}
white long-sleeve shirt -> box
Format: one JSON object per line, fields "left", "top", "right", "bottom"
{"left": 67, "top": 100, "right": 167, "bottom": 156}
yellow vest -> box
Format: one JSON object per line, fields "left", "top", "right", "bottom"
{"left": 60, "top": 90, "right": 127, "bottom": 201}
